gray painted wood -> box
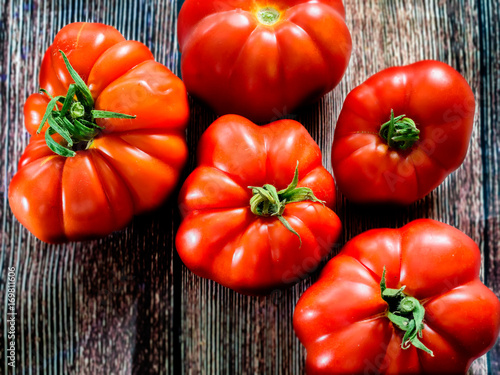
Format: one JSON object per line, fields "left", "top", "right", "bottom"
{"left": 0, "top": 0, "right": 498, "bottom": 374}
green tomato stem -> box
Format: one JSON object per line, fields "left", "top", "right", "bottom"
{"left": 37, "top": 50, "right": 136, "bottom": 157}
{"left": 379, "top": 109, "right": 420, "bottom": 150}
{"left": 248, "top": 162, "right": 325, "bottom": 246}
{"left": 380, "top": 267, "right": 434, "bottom": 357}
{"left": 70, "top": 102, "right": 85, "bottom": 119}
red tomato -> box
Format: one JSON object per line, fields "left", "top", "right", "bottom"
{"left": 331, "top": 60, "right": 475, "bottom": 205}
{"left": 176, "top": 115, "right": 342, "bottom": 295}
{"left": 294, "top": 219, "right": 500, "bottom": 374}
{"left": 177, "top": 0, "right": 352, "bottom": 123}
{"left": 9, "top": 22, "right": 189, "bottom": 243}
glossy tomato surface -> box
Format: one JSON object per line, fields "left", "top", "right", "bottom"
{"left": 294, "top": 219, "right": 500, "bottom": 374}
{"left": 331, "top": 60, "right": 475, "bottom": 205}
{"left": 9, "top": 22, "right": 189, "bottom": 243}
{"left": 176, "top": 115, "right": 342, "bottom": 295}
{"left": 178, "top": 0, "right": 352, "bottom": 123}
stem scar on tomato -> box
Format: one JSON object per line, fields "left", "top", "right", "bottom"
{"left": 256, "top": 7, "right": 281, "bottom": 26}
{"left": 37, "top": 50, "right": 136, "bottom": 157}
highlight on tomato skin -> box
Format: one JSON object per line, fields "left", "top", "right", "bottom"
{"left": 331, "top": 60, "right": 475, "bottom": 206}
{"left": 293, "top": 219, "right": 500, "bottom": 375}
{"left": 175, "top": 114, "right": 342, "bottom": 296}
{"left": 177, "top": 0, "right": 352, "bottom": 124}
{"left": 9, "top": 22, "right": 190, "bottom": 244}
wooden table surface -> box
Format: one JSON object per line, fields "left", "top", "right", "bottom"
{"left": 1, "top": 0, "right": 499, "bottom": 374}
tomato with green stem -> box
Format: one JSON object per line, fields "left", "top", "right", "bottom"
{"left": 177, "top": 0, "right": 352, "bottom": 123}
{"left": 176, "top": 115, "right": 342, "bottom": 295}
{"left": 9, "top": 22, "right": 189, "bottom": 243}
{"left": 331, "top": 60, "right": 475, "bottom": 205}
{"left": 294, "top": 219, "right": 500, "bottom": 374}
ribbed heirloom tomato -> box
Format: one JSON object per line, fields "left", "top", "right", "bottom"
{"left": 294, "top": 219, "right": 500, "bottom": 374}
{"left": 176, "top": 115, "right": 342, "bottom": 295}
{"left": 178, "top": 0, "right": 352, "bottom": 123}
{"left": 331, "top": 60, "right": 475, "bottom": 205}
{"left": 8, "top": 22, "right": 189, "bottom": 243}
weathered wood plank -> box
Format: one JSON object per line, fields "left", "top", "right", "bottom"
{"left": 0, "top": 0, "right": 498, "bottom": 374}
{"left": 479, "top": 1, "right": 500, "bottom": 374}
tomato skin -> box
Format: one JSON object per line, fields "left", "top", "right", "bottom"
{"left": 95, "top": 60, "right": 190, "bottom": 133}
{"left": 88, "top": 40, "right": 154, "bottom": 99}
{"left": 331, "top": 60, "right": 475, "bottom": 205}
{"left": 50, "top": 22, "right": 125, "bottom": 86}
{"left": 9, "top": 22, "right": 189, "bottom": 243}
{"left": 176, "top": 115, "right": 342, "bottom": 295}
{"left": 293, "top": 219, "right": 500, "bottom": 374}
{"left": 23, "top": 93, "right": 52, "bottom": 135}
{"left": 39, "top": 50, "right": 67, "bottom": 97}
{"left": 177, "top": 0, "right": 352, "bottom": 123}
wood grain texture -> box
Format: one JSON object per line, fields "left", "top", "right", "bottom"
{"left": 0, "top": 0, "right": 498, "bottom": 374}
